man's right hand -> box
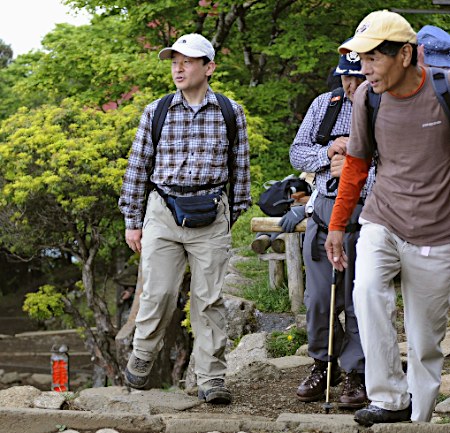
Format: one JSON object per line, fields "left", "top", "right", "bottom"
{"left": 125, "top": 229, "right": 142, "bottom": 254}
{"left": 330, "top": 154, "right": 345, "bottom": 178}
{"left": 325, "top": 230, "right": 347, "bottom": 271}
{"left": 327, "top": 136, "right": 348, "bottom": 160}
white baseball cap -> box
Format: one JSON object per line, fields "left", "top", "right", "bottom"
{"left": 158, "top": 33, "right": 215, "bottom": 61}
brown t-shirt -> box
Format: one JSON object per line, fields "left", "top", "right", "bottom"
{"left": 348, "top": 68, "right": 450, "bottom": 246}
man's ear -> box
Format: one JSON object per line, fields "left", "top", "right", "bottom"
{"left": 401, "top": 43, "right": 413, "bottom": 67}
{"left": 206, "top": 61, "right": 216, "bottom": 77}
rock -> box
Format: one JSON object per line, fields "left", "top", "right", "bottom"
{"left": 18, "top": 372, "right": 32, "bottom": 381}
{"left": 435, "top": 396, "right": 450, "bottom": 414}
{"left": 441, "top": 329, "right": 450, "bottom": 357}
{"left": 0, "top": 371, "right": 21, "bottom": 385}
{"left": 267, "top": 355, "right": 314, "bottom": 370}
{"left": 95, "top": 430, "right": 120, "bottom": 433}
{"left": 228, "top": 360, "right": 281, "bottom": 383}
{"left": 224, "top": 294, "right": 257, "bottom": 340}
{"left": 440, "top": 374, "right": 450, "bottom": 395}
{"left": 295, "top": 343, "right": 308, "bottom": 357}
{"left": 72, "top": 386, "right": 200, "bottom": 415}
{"left": 223, "top": 273, "right": 248, "bottom": 295}
{"left": 34, "top": 391, "right": 66, "bottom": 409}
{"left": 0, "top": 385, "right": 41, "bottom": 408}
{"left": 28, "top": 373, "right": 52, "bottom": 389}
{"left": 226, "top": 332, "right": 268, "bottom": 375}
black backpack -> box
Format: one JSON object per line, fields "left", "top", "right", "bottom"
{"left": 315, "top": 86, "right": 346, "bottom": 145}
{"left": 257, "top": 89, "right": 343, "bottom": 215}
{"left": 151, "top": 92, "right": 237, "bottom": 211}
{"left": 257, "top": 177, "right": 312, "bottom": 217}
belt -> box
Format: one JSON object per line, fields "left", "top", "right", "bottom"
{"left": 311, "top": 211, "right": 361, "bottom": 261}
{"left": 161, "top": 182, "right": 226, "bottom": 195}
{"left": 322, "top": 195, "right": 365, "bottom": 205}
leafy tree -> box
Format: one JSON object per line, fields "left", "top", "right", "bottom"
{"left": 0, "top": 97, "right": 142, "bottom": 383}
{"left": 63, "top": 0, "right": 450, "bottom": 181}
{"left": 0, "top": 39, "right": 13, "bottom": 68}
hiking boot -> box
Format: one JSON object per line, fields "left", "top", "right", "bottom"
{"left": 296, "top": 359, "right": 342, "bottom": 402}
{"left": 124, "top": 353, "right": 153, "bottom": 389}
{"left": 338, "top": 370, "right": 367, "bottom": 409}
{"left": 198, "top": 378, "right": 232, "bottom": 404}
{"left": 354, "top": 403, "right": 412, "bottom": 427}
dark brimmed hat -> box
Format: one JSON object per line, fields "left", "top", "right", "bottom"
{"left": 333, "top": 51, "right": 365, "bottom": 78}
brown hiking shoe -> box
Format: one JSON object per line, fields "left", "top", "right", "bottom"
{"left": 296, "top": 359, "right": 342, "bottom": 402}
{"left": 338, "top": 370, "right": 367, "bottom": 409}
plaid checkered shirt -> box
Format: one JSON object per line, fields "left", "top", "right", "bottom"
{"left": 290, "top": 91, "right": 375, "bottom": 197}
{"left": 119, "top": 87, "right": 251, "bottom": 229}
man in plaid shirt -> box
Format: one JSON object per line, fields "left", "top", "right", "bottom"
{"left": 118, "top": 33, "right": 251, "bottom": 404}
{"left": 290, "top": 52, "right": 375, "bottom": 409}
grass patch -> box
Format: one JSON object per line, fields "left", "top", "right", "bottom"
{"left": 267, "top": 327, "right": 308, "bottom": 358}
{"left": 437, "top": 393, "right": 449, "bottom": 404}
{"left": 234, "top": 255, "right": 291, "bottom": 312}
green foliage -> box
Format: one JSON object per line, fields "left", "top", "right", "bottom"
{"left": 437, "top": 393, "right": 449, "bottom": 404}
{"left": 0, "top": 39, "right": 13, "bottom": 69}
{"left": 235, "top": 256, "right": 291, "bottom": 313}
{"left": 181, "top": 296, "right": 193, "bottom": 336}
{"left": 23, "top": 285, "right": 65, "bottom": 320}
{"left": 0, "top": 98, "right": 139, "bottom": 258}
{"left": 267, "top": 327, "right": 307, "bottom": 358}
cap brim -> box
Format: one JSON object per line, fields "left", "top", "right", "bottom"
{"left": 158, "top": 46, "right": 210, "bottom": 60}
{"left": 338, "top": 36, "right": 384, "bottom": 54}
{"left": 424, "top": 53, "right": 450, "bottom": 68}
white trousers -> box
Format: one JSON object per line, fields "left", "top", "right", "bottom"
{"left": 133, "top": 190, "right": 232, "bottom": 386}
{"left": 354, "top": 218, "right": 450, "bottom": 421}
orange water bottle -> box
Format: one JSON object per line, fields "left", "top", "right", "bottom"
{"left": 51, "top": 344, "right": 69, "bottom": 392}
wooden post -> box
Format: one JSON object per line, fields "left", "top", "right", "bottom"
{"left": 250, "top": 234, "right": 272, "bottom": 254}
{"left": 271, "top": 232, "right": 287, "bottom": 253}
{"left": 259, "top": 253, "right": 286, "bottom": 289}
{"left": 251, "top": 217, "right": 306, "bottom": 314}
{"left": 285, "top": 233, "right": 304, "bottom": 313}
{"left": 268, "top": 259, "right": 285, "bottom": 289}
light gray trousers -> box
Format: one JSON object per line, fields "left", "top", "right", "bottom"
{"left": 354, "top": 218, "right": 450, "bottom": 421}
{"left": 133, "top": 190, "right": 231, "bottom": 386}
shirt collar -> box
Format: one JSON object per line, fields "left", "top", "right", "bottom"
{"left": 170, "top": 86, "right": 217, "bottom": 109}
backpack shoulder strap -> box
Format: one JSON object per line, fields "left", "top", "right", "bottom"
{"left": 366, "top": 84, "right": 382, "bottom": 132}
{"left": 366, "top": 84, "right": 382, "bottom": 171}
{"left": 430, "top": 67, "right": 450, "bottom": 122}
{"left": 151, "top": 93, "right": 175, "bottom": 149}
{"left": 316, "top": 87, "right": 345, "bottom": 145}
{"left": 214, "top": 92, "right": 237, "bottom": 215}
{"left": 215, "top": 92, "right": 237, "bottom": 145}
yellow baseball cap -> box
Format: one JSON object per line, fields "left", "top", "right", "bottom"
{"left": 339, "top": 10, "right": 417, "bottom": 54}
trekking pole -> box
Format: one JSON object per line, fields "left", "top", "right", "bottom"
{"left": 323, "top": 267, "right": 337, "bottom": 414}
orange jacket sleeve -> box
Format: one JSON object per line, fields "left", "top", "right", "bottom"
{"left": 329, "top": 155, "right": 371, "bottom": 231}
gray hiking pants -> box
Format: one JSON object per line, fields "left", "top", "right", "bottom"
{"left": 303, "top": 193, "right": 365, "bottom": 373}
